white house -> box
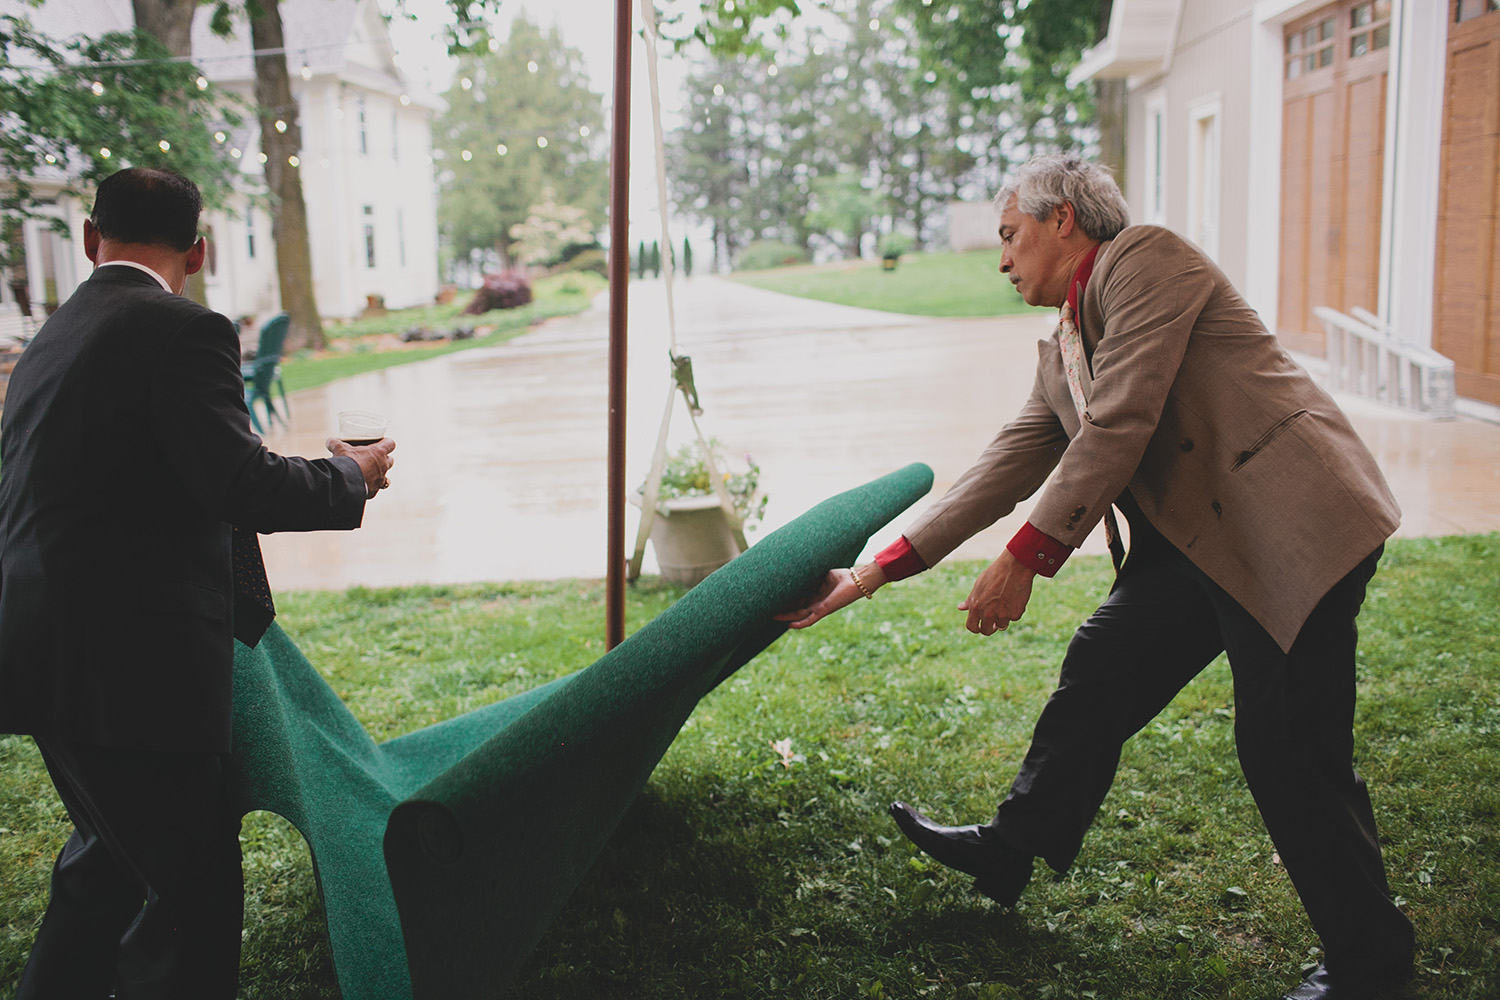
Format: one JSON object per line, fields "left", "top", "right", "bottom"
{"left": 1072, "top": 0, "right": 1500, "bottom": 409}
{"left": 0, "top": 0, "right": 444, "bottom": 343}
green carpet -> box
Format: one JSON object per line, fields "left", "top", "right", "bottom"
{"left": 226, "top": 462, "right": 934, "bottom": 998}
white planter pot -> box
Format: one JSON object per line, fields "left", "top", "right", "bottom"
{"left": 643, "top": 493, "right": 742, "bottom": 587}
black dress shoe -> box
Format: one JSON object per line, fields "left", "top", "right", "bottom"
{"left": 1280, "top": 963, "right": 1407, "bottom": 1000}
{"left": 889, "top": 801, "right": 1033, "bottom": 906}
{"left": 1281, "top": 965, "right": 1343, "bottom": 1000}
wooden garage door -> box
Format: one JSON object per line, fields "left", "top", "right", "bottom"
{"left": 1277, "top": 1, "right": 1391, "bottom": 355}
{"left": 1435, "top": 0, "right": 1500, "bottom": 404}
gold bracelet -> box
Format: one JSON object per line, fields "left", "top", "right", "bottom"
{"left": 849, "top": 566, "right": 874, "bottom": 600}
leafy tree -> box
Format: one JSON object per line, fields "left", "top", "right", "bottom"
{"left": 435, "top": 16, "right": 606, "bottom": 271}
{"left": 891, "top": 0, "right": 1108, "bottom": 171}
{"left": 0, "top": 15, "right": 242, "bottom": 274}
{"left": 803, "top": 171, "right": 883, "bottom": 259}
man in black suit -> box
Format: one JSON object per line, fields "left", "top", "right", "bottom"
{"left": 0, "top": 168, "right": 396, "bottom": 998}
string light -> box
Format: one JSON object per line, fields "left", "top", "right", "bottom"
{"left": 99, "top": 147, "right": 111, "bottom": 158}
{"left": 496, "top": 143, "right": 507, "bottom": 155}
{"left": 461, "top": 77, "right": 473, "bottom": 90}
{"left": 158, "top": 140, "right": 171, "bottom": 151}
{"left": 196, "top": 75, "right": 208, "bottom": 90}
{"left": 488, "top": 38, "right": 499, "bottom": 52}
{"left": 91, "top": 81, "right": 104, "bottom": 96}
{"left": 526, "top": 61, "right": 538, "bottom": 73}
{"left": 257, "top": 152, "right": 268, "bottom": 163}
{"left": 274, "top": 120, "right": 288, "bottom": 133}
{"left": 288, "top": 155, "right": 300, "bottom": 166}
{"left": 231, "top": 148, "right": 242, "bottom": 159}
{"left": 767, "top": 64, "right": 778, "bottom": 76}
{"left": 44, "top": 154, "right": 56, "bottom": 164}
{"left": 399, "top": 94, "right": 410, "bottom": 106}
{"left": 536, "top": 136, "right": 547, "bottom": 148}
{"left": 214, "top": 131, "right": 227, "bottom": 142}
{"left": 869, "top": 18, "right": 880, "bottom": 29}
{"left": 713, "top": 83, "right": 724, "bottom": 95}
{"left": 461, "top": 149, "right": 472, "bottom": 160}
{"left": 300, "top": 62, "right": 311, "bottom": 80}
{"left": 579, "top": 125, "right": 590, "bottom": 137}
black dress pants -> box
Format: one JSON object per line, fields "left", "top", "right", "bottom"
{"left": 989, "top": 522, "right": 1413, "bottom": 987}
{"left": 18, "top": 738, "right": 244, "bottom": 1000}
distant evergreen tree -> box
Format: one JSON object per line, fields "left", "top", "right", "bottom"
{"left": 683, "top": 237, "right": 694, "bottom": 277}
{"left": 649, "top": 241, "right": 661, "bottom": 278}
{"left": 637, "top": 240, "right": 647, "bottom": 279}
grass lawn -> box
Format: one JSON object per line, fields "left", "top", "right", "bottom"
{"left": 727, "top": 249, "right": 1038, "bottom": 318}
{"left": 1, "top": 535, "right": 1496, "bottom": 997}
{"left": 278, "top": 271, "right": 607, "bottom": 394}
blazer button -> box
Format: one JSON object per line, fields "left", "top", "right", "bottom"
{"left": 1179, "top": 437, "right": 1194, "bottom": 452}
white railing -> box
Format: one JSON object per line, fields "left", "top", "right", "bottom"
{"left": 1313, "top": 306, "right": 1456, "bottom": 420}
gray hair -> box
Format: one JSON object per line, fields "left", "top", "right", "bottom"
{"left": 994, "top": 154, "right": 1130, "bottom": 242}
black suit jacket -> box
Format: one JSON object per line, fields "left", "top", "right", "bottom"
{"left": 0, "top": 265, "right": 368, "bottom": 752}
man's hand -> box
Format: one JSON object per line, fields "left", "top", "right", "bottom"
{"left": 959, "top": 548, "right": 1036, "bottom": 635}
{"left": 326, "top": 437, "right": 396, "bottom": 500}
{"left": 775, "top": 562, "right": 887, "bottom": 629}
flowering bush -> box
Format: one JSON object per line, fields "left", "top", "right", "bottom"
{"left": 653, "top": 439, "right": 768, "bottom": 528}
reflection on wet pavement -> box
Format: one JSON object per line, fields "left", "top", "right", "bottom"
{"left": 258, "top": 276, "right": 1500, "bottom": 592}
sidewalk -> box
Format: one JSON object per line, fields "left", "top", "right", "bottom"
{"left": 257, "top": 276, "right": 1500, "bottom": 591}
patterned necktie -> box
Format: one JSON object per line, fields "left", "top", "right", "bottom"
{"left": 232, "top": 525, "right": 276, "bottom": 647}
{"left": 1058, "top": 300, "right": 1126, "bottom": 571}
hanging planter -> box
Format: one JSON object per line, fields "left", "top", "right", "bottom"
{"left": 634, "top": 440, "right": 768, "bottom": 587}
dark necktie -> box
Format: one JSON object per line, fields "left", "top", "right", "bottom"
{"left": 232, "top": 525, "right": 276, "bottom": 647}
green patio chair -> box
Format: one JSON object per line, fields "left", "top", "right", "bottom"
{"left": 242, "top": 312, "right": 290, "bottom": 433}
{"left": 226, "top": 463, "right": 934, "bottom": 998}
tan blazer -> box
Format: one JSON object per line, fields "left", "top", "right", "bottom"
{"left": 904, "top": 225, "right": 1399, "bottom": 653}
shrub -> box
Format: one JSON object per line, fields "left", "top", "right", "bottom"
{"left": 735, "top": 239, "right": 809, "bottom": 271}
{"left": 879, "top": 232, "right": 913, "bottom": 260}
{"left": 464, "top": 270, "right": 533, "bottom": 314}
{"left": 555, "top": 248, "right": 607, "bottom": 278}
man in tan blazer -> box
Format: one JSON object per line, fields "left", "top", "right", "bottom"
{"left": 781, "top": 155, "right": 1411, "bottom": 1000}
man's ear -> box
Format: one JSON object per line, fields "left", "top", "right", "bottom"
{"left": 83, "top": 218, "right": 101, "bottom": 263}
{"left": 1054, "top": 201, "right": 1077, "bottom": 239}
{"left": 185, "top": 235, "right": 207, "bottom": 275}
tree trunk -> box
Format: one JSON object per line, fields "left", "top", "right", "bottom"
{"left": 131, "top": 0, "right": 194, "bottom": 56}
{"left": 1092, "top": 0, "right": 1127, "bottom": 183}
{"left": 250, "top": 0, "right": 324, "bottom": 351}
{"left": 131, "top": 0, "right": 209, "bottom": 305}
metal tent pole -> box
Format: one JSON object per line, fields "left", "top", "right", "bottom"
{"left": 605, "top": 0, "right": 633, "bottom": 649}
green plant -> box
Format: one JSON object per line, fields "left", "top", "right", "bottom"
{"left": 879, "top": 231, "right": 913, "bottom": 260}
{"left": 652, "top": 439, "right": 768, "bottom": 527}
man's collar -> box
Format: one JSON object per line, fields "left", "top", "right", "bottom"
{"left": 95, "top": 259, "right": 174, "bottom": 293}
{"left": 1063, "top": 242, "right": 1103, "bottom": 314}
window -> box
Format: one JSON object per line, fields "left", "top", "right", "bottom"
{"left": 357, "top": 96, "right": 368, "bottom": 155}
{"left": 1285, "top": 15, "right": 1335, "bottom": 79}
{"left": 1349, "top": 2, "right": 1391, "bottom": 57}
{"left": 1188, "top": 98, "right": 1222, "bottom": 259}
{"left": 1456, "top": 0, "right": 1499, "bottom": 21}
{"left": 363, "top": 205, "right": 376, "bottom": 268}
{"left": 246, "top": 210, "right": 256, "bottom": 260}
{"left": 1144, "top": 93, "right": 1167, "bottom": 224}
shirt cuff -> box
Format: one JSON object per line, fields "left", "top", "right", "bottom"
{"left": 873, "top": 536, "right": 928, "bottom": 582}
{"left": 1007, "top": 521, "right": 1073, "bottom": 577}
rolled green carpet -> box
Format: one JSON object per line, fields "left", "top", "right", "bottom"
{"left": 226, "top": 462, "right": 933, "bottom": 998}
